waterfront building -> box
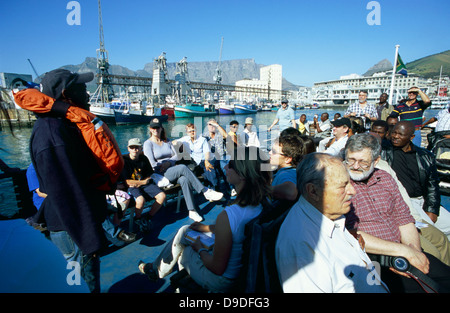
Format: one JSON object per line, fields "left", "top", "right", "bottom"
{"left": 311, "top": 71, "right": 432, "bottom": 107}
{"left": 234, "top": 64, "right": 283, "bottom": 102}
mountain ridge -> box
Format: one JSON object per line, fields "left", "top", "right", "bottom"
{"left": 56, "top": 50, "right": 449, "bottom": 91}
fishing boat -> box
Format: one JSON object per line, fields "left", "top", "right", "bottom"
{"left": 161, "top": 105, "right": 175, "bottom": 118}
{"left": 113, "top": 110, "right": 169, "bottom": 125}
{"left": 174, "top": 103, "right": 217, "bottom": 118}
{"left": 218, "top": 103, "right": 235, "bottom": 115}
{"left": 89, "top": 98, "right": 130, "bottom": 125}
{"left": 234, "top": 103, "right": 258, "bottom": 115}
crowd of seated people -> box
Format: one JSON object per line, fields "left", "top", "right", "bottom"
{"left": 126, "top": 107, "right": 450, "bottom": 293}
{"left": 14, "top": 90, "right": 450, "bottom": 293}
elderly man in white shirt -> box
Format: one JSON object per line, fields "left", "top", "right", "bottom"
{"left": 178, "top": 123, "right": 217, "bottom": 188}
{"left": 276, "top": 153, "right": 388, "bottom": 293}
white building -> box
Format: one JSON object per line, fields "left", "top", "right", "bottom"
{"left": 312, "top": 71, "right": 431, "bottom": 106}
{"left": 234, "top": 64, "right": 283, "bottom": 102}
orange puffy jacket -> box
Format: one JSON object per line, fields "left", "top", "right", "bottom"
{"left": 14, "top": 88, "right": 124, "bottom": 193}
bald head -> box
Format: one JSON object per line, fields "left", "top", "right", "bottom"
{"left": 390, "top": 121, "right": 415, "bottom": 149}
{"left": 394, "top": 121, "right": 415, "bottom": 136}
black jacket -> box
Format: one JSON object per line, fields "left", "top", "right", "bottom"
{"left": 381, "top": 142, "right": 441, "bottom": 216}
{"left": 30, "top": 116, "right": 108, "bottom": 255}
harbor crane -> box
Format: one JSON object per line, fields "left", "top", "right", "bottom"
{"left": 91, "top": 0, "right": 115, "bottom": 104}
{"left": 27, "top": 59, "right": 40, "bottom": 82}
{"left": 213, "top": 37, "right": 224, "bottom": 85}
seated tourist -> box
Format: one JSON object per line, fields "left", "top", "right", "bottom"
{"left": 138, "top": 146, "right": 272, "bottom": 292}
{"left": 178, "top": 123, "right": 217, "bottom": 188}
{"left": 323, "top": 117, "right": 351, "bottom": 156}
{"left": 344, "top": 133, "right": 450, "bottom": 293}
{"left": 269, "top": 135, "right": 304, "bottom": 202}
{"left": 122, "top": 138, "right": 166, "bottom": 232}
{"left": 143, "top": 118, "right": 223, "bottom": 222}
{"left": 382, "top": 121, "right": 450, "bottom": 240}
{"left": 276, "top": 153, "right": 388, "bottom": 293}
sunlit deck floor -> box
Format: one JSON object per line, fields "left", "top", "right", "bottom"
{"left": 99, "top": 192, "right": 450, "bottom": 293}
{"left": 99, "top": 193, "right": 229, "bottom": 293}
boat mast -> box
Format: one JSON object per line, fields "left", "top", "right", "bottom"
{"left": 438, "top": 65, "right": 443, "bottom": 103}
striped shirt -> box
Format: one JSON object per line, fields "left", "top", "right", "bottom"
{"left": 345, "top": 169, "right": 415, "bottom": 243}
{"left": 391, "top": 100, "right": 431, "bottom": 129}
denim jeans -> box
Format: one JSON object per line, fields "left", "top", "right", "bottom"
{"left": 49, "top": 230, "right": 101, "bottom": 293}
{"left": 164, "top": 164, "right": 206, "bottom": 211}
{"left": 413, "top": 129, "right": 422, "bottom": 147}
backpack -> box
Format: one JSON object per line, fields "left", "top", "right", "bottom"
{"left": 13, "top": 88, "right": 124, "bottom": 194}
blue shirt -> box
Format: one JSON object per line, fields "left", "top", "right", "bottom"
{"left": 276, "top": 107, "right": 295, "bottom": 131}
{"left": 272, "top": 166, "right": 296, "bottom": 186}
{"left": 179, "top": 135, "right": 211, "bottom": 165}
{"left": 26, "top": 163, "right": 44, "bottom": 210}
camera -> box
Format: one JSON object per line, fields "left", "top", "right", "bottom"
{"left": 369, "top": 254, "right": 411, "bottom": 272}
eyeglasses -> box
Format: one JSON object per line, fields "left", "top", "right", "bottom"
{"left": 230, "top": 125, "right": 238, "bottom": 129}
{"left": 344, "top": 158, "right": 371, "bottom": 169}
{"left": 269, "top": 148, "right": 285, "bottom": 156}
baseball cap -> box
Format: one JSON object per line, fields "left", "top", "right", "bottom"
{"left": 128, "top": 138, "right": 142, "bottom": 147}
{"left": 281, "top": 99, "right": 288, "bottom": 104}
{"left": 40, "top": 69, "right": 94, "bottom": 99}
{"left": 331, "top": 117, "right": 351, "bottom": 128}
{"left": 149, "top": 117, "right": 162, "bottom": 128}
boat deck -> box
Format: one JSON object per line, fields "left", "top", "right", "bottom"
{"left": 99, "top": 192, "right": 227, "bottom": 293}
{"left": 99, "top": 192, "right": 450, "bottom": 293}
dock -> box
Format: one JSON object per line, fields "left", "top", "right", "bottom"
{"left": 0, "top": 108, "right": 36, "bottom": 128}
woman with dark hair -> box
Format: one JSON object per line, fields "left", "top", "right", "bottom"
{"left": 143, "top": 118, "right": 223, "bottom": 222}
{"left": 138, "top": 146, "right": 272, "bottom": 292}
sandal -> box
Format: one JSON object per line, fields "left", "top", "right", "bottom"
{"left": 138, "top": 260, "right": 159, "bottom": 282}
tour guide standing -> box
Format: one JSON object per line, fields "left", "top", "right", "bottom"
{"left": 268, "top": 99, "right": 296, "bottom": 132}
{"left": 27, "top": 69, "right": 108, "bottom": 292}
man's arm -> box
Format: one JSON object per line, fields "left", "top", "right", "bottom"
{"left": 268, "top": 118, "right": 279, "bottom": 131}
{"left": 357, "top": 230, "right": 429, "bottom": 274}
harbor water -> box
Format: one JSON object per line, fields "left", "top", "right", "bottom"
{"left": 0, "top": 108, "right": 442, "bottom": 217}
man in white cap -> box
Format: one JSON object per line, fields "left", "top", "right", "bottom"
{"left": 122, "top": 138, "right": 166, "bottom": 233}
{"left": 243, "top": 117, "right": 260, "bottom": 147}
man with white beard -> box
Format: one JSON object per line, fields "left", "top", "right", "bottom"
{"left": 343, "top": 133, "right": 450, "bottom": 293}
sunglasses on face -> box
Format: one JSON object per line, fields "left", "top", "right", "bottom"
{"left": 129, "top": 146, "right": 141, "bottom": 150}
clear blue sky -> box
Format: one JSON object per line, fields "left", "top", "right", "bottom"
{"left": 1, "top": 0, "right": 449, "bottom": 86}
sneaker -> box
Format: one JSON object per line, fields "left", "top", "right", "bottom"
{"left": 135, "top": 218, "right": 153, "bottom": 233}
{"left": 189, "top": 210, "right": 204, "bottom": 222}
{"left": 203, "top": 189, "right": 224, "bottom": 202}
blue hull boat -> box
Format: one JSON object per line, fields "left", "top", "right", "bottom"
{"left": 234, "top": 104, "right": 258, "bottom": 115}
